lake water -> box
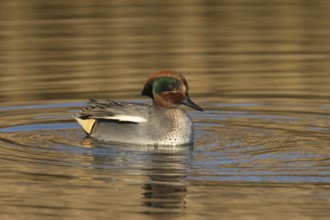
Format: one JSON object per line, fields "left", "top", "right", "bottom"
{"left": 0, "top": 0, "right": 330, "bottom": 219}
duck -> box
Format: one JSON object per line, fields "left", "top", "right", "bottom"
{"left": 74, "top": 70, "right": 203, "bottom": 145}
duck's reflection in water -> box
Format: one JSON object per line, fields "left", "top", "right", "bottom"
{"left": 142, "top": 148, "right": 191, "bottom": 215}
{"left": 87, "top": 139, "right": 191, "bottom": 215}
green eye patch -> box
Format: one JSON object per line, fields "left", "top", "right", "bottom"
{"left": 152, "top": 77, "right": 181, "bottom": 95}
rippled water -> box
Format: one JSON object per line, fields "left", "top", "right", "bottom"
{"left": 1, "top": 1, "right": 330, "bottom": 219}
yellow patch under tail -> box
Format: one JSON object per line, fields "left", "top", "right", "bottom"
{"left": 75, "top": 118, "right": 96, "bottom": 134}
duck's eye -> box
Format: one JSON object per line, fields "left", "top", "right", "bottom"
{"left": 153, "top": 77, "right": 181, "bottom": 94}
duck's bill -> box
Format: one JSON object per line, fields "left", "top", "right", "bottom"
{"left": 183, "top": 96, "right": 204, "bottom": 111}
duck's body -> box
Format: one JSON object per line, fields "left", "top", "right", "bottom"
{"left": 74, "top": 70, "right": 203, "bottom": 146}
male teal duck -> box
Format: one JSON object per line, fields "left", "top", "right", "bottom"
{"left": 74, "top": 70, "right": 203, "bottom": 145}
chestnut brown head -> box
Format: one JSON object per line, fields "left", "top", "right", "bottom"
{"left": 141, "top": 70, "right": 203, "bottom": 111}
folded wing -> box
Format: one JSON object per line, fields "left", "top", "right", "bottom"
{"left": 74, "top": 99, "right": 150, "bottom": 134}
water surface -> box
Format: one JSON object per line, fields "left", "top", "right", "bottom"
{"left": 0, "top": 1, "right": 330, "bottom": 219}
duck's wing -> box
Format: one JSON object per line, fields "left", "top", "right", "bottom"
{"left": 74, "top": 99, "right": 151, "bottom": 134}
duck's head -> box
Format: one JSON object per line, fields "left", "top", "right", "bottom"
{"left": 141, "top": 70, "right": 203, "bottom": 111}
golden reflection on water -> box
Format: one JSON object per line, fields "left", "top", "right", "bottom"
{"left": 0, "top": 0, "right": 330, "bottom": 219}
{"left": 0, "top": 0, "right": 329, "bottom": 102}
